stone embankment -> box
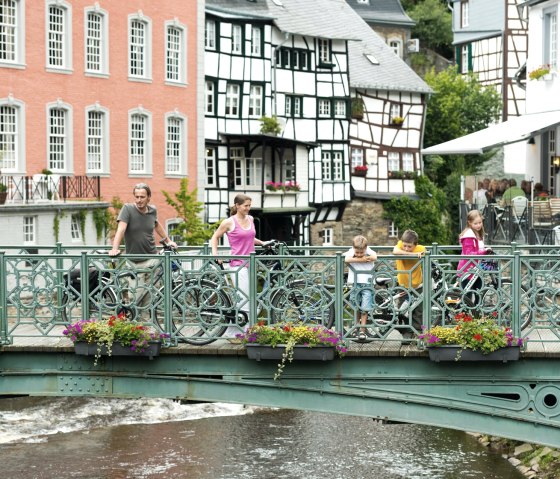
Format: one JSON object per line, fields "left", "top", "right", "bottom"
{"left": 469, "top": 433, "right": 560, "bottom": 478}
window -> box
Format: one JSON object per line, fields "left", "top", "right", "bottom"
{"left": 205, "top": 19, "right": 216, "bottom": 50}
{"left": 322, "top": 227, "right": 333, "bottom": 246}
{"left": 232, "top": 24, "right": 242, "bottom": 54}
{"left": 390, "top": 103, "right": 401, "bottom": 121}
{"left": 389, "top": 39, "right": 401, "bottom": 58}
{"left": 86, "top": 107, "right": 109, "bottom": 174}
{"left": 165, "top": 114, "right": 185, "bottom": 175}
{"left": 206, "top": 147, "right": 216, "bottom": 186}
{"left": 23, "top": 216, "right": 36, "bottom": 244}
{"left": 225, "top": 83, "right": 240, "bottom": 116}
{"left": 0, "top": 100, "right": 24, "bottom": 172}
{"left": 402, "top": 152, "right": 414, "bottom": 172}
{"left": 322, "top": 150, "right": 343, "bottom": 181}
{"left": 283, "top": 156, "right": 296, "bottom": 182}
{"left": 46, "top": 1, "right": 72, "bottom": 71}
{"left": 351, "top": 148, "right": 364, "bottom": 169}
{"left": 544, "top": 9, "right": 558, "bottom": 69}
{"left": 85, "top": 8, "right": 108, "bottom": 75}
{"left": 48, "top": 105, "right": 72, "bottom": 172}
{"left": 388, "top": 222, "right": 398, "bottom": 239}
{"left": 232, "top": 147, "right": 261, "bottom": 187}
{"left": 285, "top": 95, "right": 302, "bottom": 117}
{"left": 166, "top": 22, "right": 186, "bottom": 84}
{"left": 388, "top": 152, "right": 400, "bottom": 172}
{"left": 129, "top": 109, "right": 152, "bottom": 174}
{"left": 205, "top": 80, "right": 216, "bottom": 115}
{"left": 70, "top": 214, "right": 82, "bottom": 241}
{"left": 248, "top": 84, "right": 263, "bottom": 117}
{"left": 166, "top": 219, "right": 184, "bottom": 245}
{"left": 334, "top": 100, "right": 346, "bottom": 118}
{"left": 460, "top": 1, "right": 469, "bottom": 28}
{"left": 318, "top": 99, "right": 331, "bottom": 117}
{"left": 0, "top": 0, "right": 24, "bottom": 66}
{"left": 129, "top": 14, "right": 151, "bottom": 80}
{"left": 250, "top": 25, "right": 261, "bottom": 56}
{"left": 460, "top": 44, "right": 470, "bottom": 73}
{"left": 318, "top": 38, "right": 331, "bottom": 64}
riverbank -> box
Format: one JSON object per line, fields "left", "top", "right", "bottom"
{"left": 470, "top": 433, "right": 560, "bottom": 478}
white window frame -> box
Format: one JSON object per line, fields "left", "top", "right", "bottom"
{"left": 388, "top": 38, "right": 402, "bottom": 58}
{"left": 165, "top": 112, "right": 186, "bottom": 175}
{"left": 85, "top": 104, "right": 109, "bottom": 174}
{"left": 334, "top": 99, "right": 346, "bottom": 118}
{"left": 205, "top": 19, "right": 216, "bottom": 50}
{"left": 45, "top": 0, "right": 72, "bottom": 73}
{"left": 322, "top": 227, "right": 334, "bottom": 246}
{"left": 225, "top": 83, "right": 240, "bottom": 117}
{"left": 128, "top": 13, "right": 152, "bottom": 81}
{"left": 0, "top": 0, "right": 25, "bottom": 68}
{"left": 388, "top": 152, "right": 400, "bottom": 172}
{"left": 84, "top": 6, "right": 109, "bottom": 76}
{"left": 388, "top": 222, "right": 398, "bottom": 239}
{"left": 544, "top": 9, "right": 558, "bottom": 70}
{"left": 231, "top": 24, "right": 242, "bottom": 54}
{"left": 70, "top": 214, "right": 82, "bottom": 242}
{"left": 232, "top": 147, "right": 261, "bottom": 188}
{"left": 461, "top": 44, "right": 469, "bottom": 74}
{"left": 46, "top": 101, "right": 73, "bottom": 173}
{"left": 0, "top": 97, "right": 25, "bottom": 173}
{"left": 166, "top": 218, "right": 184, "bottom": 245}
{"left": 285, "top": 96, "right": 292, "bottom": 117}
{"left": 322, "top": 150, "right": 343, "bottom": 181}
{"left": 250, "top": 25, "right": 261, "bottom": 56}
{"left": 318, "top": 38, "right": 330, "bottom": 64}
{"left": 165, "top": 20, "right": 187, "bottom": 85}
{"left": 248, "top": 84, "right": 263, "bottom": 117}
{"left": 128, "top": 107, "right": 152, "bottom": 175}
{"left": 461, "top": 1, "right": 469, "bottom": 28}
{"left": 318, "top": 99, "right": 331, "bottom": 117}
{"left": 23, "top": 215, "right": 36, "bottom": 244}
{"left": 390, "top": 103, "right": 401, "bottom": 121}
{"left": 402, "top": 152, "right": 414, "bottom": 172}
{"left": 206, "top": 146, "right": 216, "bottom": 187}
{"left": 205, "top": 80, "right": 216, "bottom": 115}
{"left": 351, "top": 147, "right": 364, "bottom": 169}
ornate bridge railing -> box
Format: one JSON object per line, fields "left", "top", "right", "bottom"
{"left": 0, "top": 175, "right": 100, "bottom": 203}
{"left": 1, "top": 243, "right": 559, "bottom": 346}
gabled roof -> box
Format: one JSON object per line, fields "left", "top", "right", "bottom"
{"left": 206, "top": 0, "right": 431, "bottom": 94}
{"left": 346, "top": 0, "right": 415, "bottom": 27}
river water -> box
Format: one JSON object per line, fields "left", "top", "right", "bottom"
{"left": 0, "top": 397, "right": 524, "bottom": 479}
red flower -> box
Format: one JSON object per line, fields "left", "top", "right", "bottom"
{"left": 473, "top": 334, "right": 483, "bottom": 341}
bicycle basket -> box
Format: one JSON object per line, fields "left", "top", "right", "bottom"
{"left": 480, "top": 259, "right": 498, "bottom": 271}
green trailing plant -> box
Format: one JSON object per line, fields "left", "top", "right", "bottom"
{"left": 75, "top": 210, "right": 87, "bottom": 242}
{"left": 528, "top": 64, "right": 551, "bottom": 80}
{"left": 162, "top": 178, "right": 215, "bottom": 245}
{"left": 259, "top": 115, "right": 282, "bottom": 135}
{"left": 0, "top": 182, "right": 7, "bottom": 193}
{"left": 92, "top": 207, "right": 113, "bottom": 241}
{"left": 53, "top": 210, "right": 65, "bottom": 242}
{"left": 351, "top": 97, "right": 364, "bottom": 119}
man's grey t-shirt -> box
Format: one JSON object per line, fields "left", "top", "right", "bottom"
{"left": 117, "top": 203, "right": 158, "bottom": 254}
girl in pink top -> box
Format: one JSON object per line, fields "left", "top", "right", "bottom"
{"left": 211, "top": 194, "right": 265, "bottom": 339}
{"left": 458, "top": 210, "right": 492, "bottom": 304}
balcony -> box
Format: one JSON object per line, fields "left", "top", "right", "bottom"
{"left": 0, "top": 175, "right": 101, "bottom": 205}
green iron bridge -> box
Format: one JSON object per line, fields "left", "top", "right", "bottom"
{"left": 1, "top": 243, "right": 560, "bottom": 448}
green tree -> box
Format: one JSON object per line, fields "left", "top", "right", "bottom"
{"left": 407, "top": 0, "right": 453, "bottom": 58}
{"left": 162, "top": 178, "right": 215, "bottom": 246}
{"left": 383, "top": 175, "right": 450, "bottom": 245}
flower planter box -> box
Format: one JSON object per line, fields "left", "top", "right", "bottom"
{"left": 352, "top": 170, "right": 367, "bottom": 177}
{"left": 74, "top": 341, "right": 162, "bottom": 359}
{"left": 246, "top": 344, "right": 335, "bottom": 361}
{"left": 427, "top": 346, "right": 520, "bottom": 363}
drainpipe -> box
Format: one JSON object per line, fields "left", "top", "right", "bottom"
{"left": 272, "top": 32, "right": 291, "bottom": 116}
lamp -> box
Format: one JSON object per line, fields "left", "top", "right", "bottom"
{"left": 527, "top": 137, "right": 535, "bottom": 145}
{"left": 554, "top": 156, "right": 560, "bottom": 174}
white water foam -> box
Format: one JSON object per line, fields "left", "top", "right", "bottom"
{"left": 0, "top": 398, "right": 258, "bottom": 444}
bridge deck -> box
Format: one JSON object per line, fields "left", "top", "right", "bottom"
{"left": 3, "top": 328, "right": 559, "bottom": 358}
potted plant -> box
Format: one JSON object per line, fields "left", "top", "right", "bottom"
{"left": 391, "top": 116, "right": 405, "bottom": 126}
{"left": 351, "top": 97, "right": 364, "bottom": 120}
{"left": 265, "top": 181, "right": 301, "bottom": 192}
{"left": 353, "top": 165, "right": 368, "bottom": 177}
{"left": 419, "top": 312, "right": 524, "bottom": 362}
{"left": 239, "top": 321, "right": 347, "bottom": 380}
{"left": 0, "top": 182, "right": 7, "bottom": 205}
{"left": 63, "top": 314, "right": 169, "bottom": 365}
{"left": 259, "top": 115, "right": 283, "bottom": 135}
{"left": 528, "top": 64, "right": 552, "bottom": 81}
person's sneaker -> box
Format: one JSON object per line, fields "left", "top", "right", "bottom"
{"left": 358, "top": 332, "right": 367, "bottom": 341}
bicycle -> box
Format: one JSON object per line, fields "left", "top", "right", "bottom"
{"left": 61, "top": 243, "right": 181, "bottom": 324}
{"left": 163, "top": 239, "right": 335, "bottom": 345}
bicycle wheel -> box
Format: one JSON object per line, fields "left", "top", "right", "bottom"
{"left": 154, "top": 279, "right": 230, "bottom": 345}
{"left": 269, "top": 280, "right": 334, "bottom": 328}
{"left": 479, "top": 280, "right": 530, "bottom": 330}
{"left": 61, "top": 286, "right": 117, "bottom": 323}
{"left": 368, "top": 288, "right": 409, "bottom": 336}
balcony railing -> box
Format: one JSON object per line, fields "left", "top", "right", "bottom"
{"left": 0, "top": 175, "right": 101, "bottom": 204}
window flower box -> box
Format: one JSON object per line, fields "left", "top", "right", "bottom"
{"left": 265, "top": 181, "right": 301, "bottom": 193}
{"left": 74, "top": 340, "right": 162, "bottom": 360}
{"left": 246, "top": 344, "right": 335, "bottom": 361}
{"left": 529, "top": 64, "right": 552, "bottom": 81}
{"left": 352, "top": 166, "right": 368, "bottom": 177}
{"left": 427, "top": 345, "right": 520, "bottom": 363}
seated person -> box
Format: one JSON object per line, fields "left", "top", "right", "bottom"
{"left": 501, "top": 179, "right": 526, "bottom": 205}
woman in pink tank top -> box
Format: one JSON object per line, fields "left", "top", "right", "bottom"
{"left": 211, "top": 194, "right": 265, "bottom": 339}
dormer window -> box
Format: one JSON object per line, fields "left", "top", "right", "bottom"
{"left": 461, "top": 1, "right": 469, "bottom": 28}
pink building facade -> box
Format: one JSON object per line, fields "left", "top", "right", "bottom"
{"left": 0, "top": 0, "right": 201, "bottom": 232}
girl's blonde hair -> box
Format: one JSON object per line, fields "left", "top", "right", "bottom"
{"left": 460, "top": 209, "right": 485, "bottom": 240}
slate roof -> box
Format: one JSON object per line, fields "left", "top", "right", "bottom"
{"left": 206, "top": 0, "right": 431, "bottom": 94}
{"left": 346, "top": 0, "right": 415, "bottom": 27}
